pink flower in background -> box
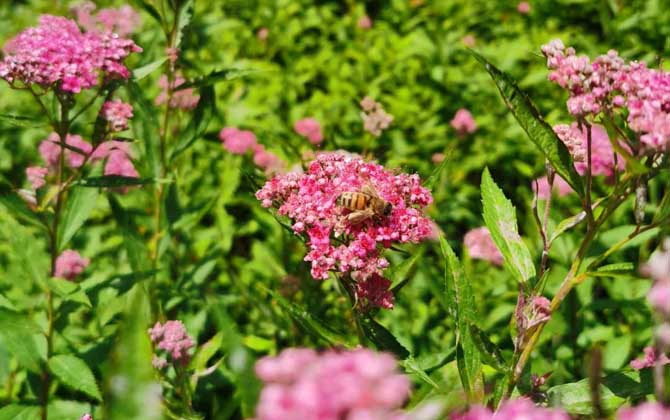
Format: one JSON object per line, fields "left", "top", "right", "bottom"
{"left": 54, "top": 250, "right": 90, "bottom": 281}
{"left": 532, "top": 175, "right": 574, "bottom": 199}
{"left": 26, "top": 166, "right": 48, "bottom": 190}
{"left": 253, "top": 145, "right": 285, "bottom": 175}
{"left": 90, "top": 140, "right": 132, "bottom": 162}
{"left": 156, "top": 75, "right": 200, "bottom": 110}
{"left": 431, "top": 153, "right": 445, "bottom": 163}
{"left": 39, "top": 133, "right": 92, "bottom": 169}
{"left": 257, "top": 27, "right": 269, "bottom": 41}
{"left": 101, "top": 100, "right": 133, "bottom": 132}
{"left": 617, "top": 402, "right": 670, "bottom": 420}
{"left": 450, "top": 109, "right": 477, "bottom": 135}
{"left": 256, "top": 152, "right": 433, "bottom": 308}
{"left": 360, "top": 97, "right": 393, "bottom": 136}
{"left": 0, "top": 15, "right": 141, "bottom": 93}
{"left": 357, "top": 15, "right": 372, "bottom": 30}
{"left": 294, "top": 117, "right": 323, "bottom": 145}
{"left": 254, "top": 348, "right": 410, "bottom": 420}
{"left": 355, "top": 273, "right": 394, "bottom": 309}
{"left": 461, "top": 35, "right": 476, "bottom": 47}
{"left": 553, "top": 123, "right": 585, "bottom": 162}
{"left": 79, "top": 414, "right": 93, "bottom": 420}
{"left": 554, "top": 123, "right": 625, "bottom": 177}
{"left": 630, "top": 346, "right": 670, "bottom": 370}
{"left": 73, "top": 2, "right": 141, "bottom": 37}
{"left": 104, "top": 150, "right": 138, "bottom": 178}
{"left": 517, "top": 2, "right": 531, "bottom": 14}
{"left": 148, "top": 320, "right": 194, "bottom": 366}
{"left": 464, "top": 227, "right": 503, "bottom": 266}
{"left": 642, "top": 240, "right": 670, "bottom": 316}
{"left": 453, "top": 398, "right": 569, "bottom": 420}
{"left": 219, "top": 127, "right": 258, "bottom": 154}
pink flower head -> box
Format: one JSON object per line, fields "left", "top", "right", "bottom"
{"left": 554, "top": 123, "right": 625, "bottom": 177}
{"left": 26, "top": 166, "right": 48, "bottom": 190}
{"left": 254, "top": 348, "right": 410, "bottom": 420}
{"left": 90, "top": 140, "right": 132, "bottom": 162}
{"left": 294, "top": 117, "right": 324, "bottom": 145}
{"left": 617, "top": 402, "right": 670, "bottom": 420}
{"left": 73, "top": 2, "right": 141, "bottom": 37}
{"left": 101, "top": 100, "right": 133, "bottom": 132}
{"left": 461, "top": 35, "right": 476, "bottom": 48}
{"left": 356, "top": 273, "right": 395, "bottom": 309}
{"left": 431, "top": 153, "right": 445, "bottom": 164}
{"left": 360, "top": 97, "right": 393, "bottom": 136}
{"left": 155, "top": 74, "right": 200, "bottom": 110}
{"left": 148, "top": 320, "right": 194, "bottom": 366}
{"left": 253, "top": 145, "right": 285, "bottom": 175}
{"left": 358, "top": 15, "right": 372, "bottom": 30}
{"left": 54, "top": 250, "right": 90, "bottom": 281}
{"left": 464, "top": 227, "right": 503, "bottom": 266}
{"left": 79, "top": 414, "right": 93, "bottom": 420}
{"left": 452, "top": 398, "right": 569, "bottom": 420}
{"left": 257, "top": 27, "right": 269, "bottom": 41}
{"left": 630, "top": 346, "right": 670, "bottom": 370}
{"left": 104, "top": 150, "right": 138, "bottom": 178}
{"left": 517, "top": 1, "right": 531, "bottom": 14}
{"left": 256, "top": 152, "right": 433, "bottom": 308}
{"left": 532, "top": 175, "right": 574, "bottom": 199}
{"left": 39, "top": 133, "right": 92, "bottom": 169}
{"left": 450, "top": 109, "right": 477, "bottom": 135}
{"left": 0, "top": 15, "right": 141, "bottom": 93}
{"left": 219, "top": 127, "right": 258, "bottom": 154}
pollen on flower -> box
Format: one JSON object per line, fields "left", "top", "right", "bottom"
{"left": 54, "top": 250, "right": 90, "bottom": 281}
{"left": 148, "top": 320, "right": 195, "bottom": 367}
{"left": 255, "top": 152, "right": 433, "bottom": 309}
{"left": 254, "top": 348, "right": 410, "bottom": 420}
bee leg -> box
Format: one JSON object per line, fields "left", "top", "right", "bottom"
{"left": 346, "top": 209, "right": 374, "bottom": 225}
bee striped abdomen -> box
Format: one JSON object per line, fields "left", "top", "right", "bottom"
{"left": 337, "top": 192, "right": 370, "bottom": 211}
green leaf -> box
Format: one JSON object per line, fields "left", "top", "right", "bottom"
{"left": 469, "top": 323, "right": 507, "bottom": 371}
{"left": 46, "top": 278, "right": 91, "bottom": 307}
{"left": 402, "top": 356, "right": 441, "bottom": 390}
{"left": 0, "top": 405, "right": 41, "bottom": 420}
{"left": 471, "top": 50, "right": 583, "bottom": 196}
{"left": 0, "top": 191, "right": 45, "bottom": 229}
{"left": 423, "top": 149, "right": 451, "bottom": 190}
{"left": 169, "top": 85, "right": 215, "bottom": 161}
{"left": 48, "top": 354, "right": 102, "bottom": 401}
{"left": 548, "top": 198, "right": 605, "bottom": 245}
{"left": 389, "top": 250, "right": 422, "bottom": 292}
{"left": 190, "top": 331, "right": 224, "bottom": 372}
{"left": 547, "top": 370, "right": 653, "bottom": 415}
{"left": 0, "top": 113, "right": 46, "bottom": 128}
{"left": 596, "top": 263, "right": 635, "bottom": 273}
{"left": 174, "top": 0, "right": 194, "bottom": 49}
{"left": 133, "top": 57, "right": 167, "bottom": 80}
{"left": 481, "top": 168, "right": 536, "bottom": 284}
{"left": 653, "top": 190, "right": 670, "bottom": 224}
{"left": 77, "top": 175, "right": 154, "bottom": 188}
{"left": 130, "top": 0, "right": 162, "bottom": 24}
{"left": 57, "top": 187, "right": 99, "bottom": 251}
{"left": 174, "top": 68, "right": 264, "bottom": 91}
{"left": 439, "top": 235, "right": 483, "bottom": 402}
{"left": 0, "top": 309, "right": 45, "bottom": 373}
{"left": 359, "top": 315, "right": 410, "bottom": 359}
{"left": 107, "top": 195, "right": 149, "bottom": 272}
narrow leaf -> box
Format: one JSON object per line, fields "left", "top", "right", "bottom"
{"left": 48, "top": 354, "right": 102, "bottom": 401}
{"left": 359, "top": 315, "right": 410, "bottom": 359}
{"left": 481, "top": 168, "right": 536, "bottom": 284}
{"left": 133, "top": 57, "right": 167, "bottom": 80}
{"left": 57, "top": 187, "right": 99, "bottom": 250}
{"left": 77, "top": 175, "right": 154, "bottom": 188}
{"left": 0, "top": 191, "right": 45, "bottom": 229}
{"left": 0, "top": 405, "right": 41, "bottom": 420}
{"left": 169, "top": 85, "right": 215, "bottom": 161}
{"left": 469, "top": 323, "right": 507, "bottom": 371}
{"left": 471, "top": 50, "right": 583, "bottom": 196}
{"left": 47, "top": 278, "right": 92, "bottom": 307}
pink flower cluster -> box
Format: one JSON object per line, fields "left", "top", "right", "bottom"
{"left": 453, "top": 398, "right": 568, "bottom": 420}
{"left": 357, "top": 15, "right": 372, "bottom": 30}
{"left": 79, "top": 414, "right": 93, "bottom": 420}
{"left": 360, "top": 97, "right": 393, "bottom": 137}
{"left": 617, "top": 402, "right": 670, "bottom": 420}
{"left": 26, "top": 166, "right": 48, "bottom": 190}
{"left": 464, "top": 227, "right": 503, "bottom": 266}
{"left": 40, "top": 133, "right": 92, "bottom": 169}
{"left": 148, "top": 320, "right": 195, "bottom": 368}
{"left": 155, "top": 75, "right": 200, "bottom": 110}
{"left": 450, "top": 108, "right": 477, "bottom": 135}
{"left": 542, "top": 39, "right": 670, "bottom": 151}
{"left": 72, "top": 2, "right": 141, "bottom": 37}
{"left": 642, "top": 239, "right": 670, "bottom": 317}
{"left": 630, "top": 346, "right": 670, "bottom": 370}
{"left": 0, "top": 15, "right": 141, "bottom": 93}
{"left": 554, "top": 123, "right": 625, "bottom": 177}
{"left": 256, "top": 152, "right": 433, "bottom": 309}
{"left": 54, "top": 250, "right": 90, "bottom": 281}
{"left": 294, "top": 117, "right": 324, "bottom": 145}
{"left": 532, "top": 175, "right": 574, "bottom": 199}
{"left": 517, "top": 2, "right": 531, "bottom": 14}
{"left": 101, "top": 100, "right": 133, "bottom": 132}
{"left": 220, "top": 127, "right": 285, "bottom": 174}
{"left": 254, "top": 348, "right": 410, "bottom": 420}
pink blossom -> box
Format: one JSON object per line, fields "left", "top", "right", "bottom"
{"left": 464, "top": 227, "right": 503, "bottom": 266}
{"left": 254, "top": 348, "right": 410, "bottom": 420}
{"left": 26, "top": 166, "right": 48, "bottom": 190}
{"left": 617, "top": 402, "right": 670, "bottom": 420}
{"left": 630, "top": 346, "right": 670, "bottom": 370}
{"left": 461, "top": 35, "right": 476, "bottom": 47}
{"left": 0, "top": 15, "right": 141, "bottom": 93}
{"left": 39, "top": 133, "right": 92, "bottom": 169}
{"left": 452, "top": 398, "right": 569, "bottom": 420}
{"left": 152, "top": 355, "right": 168, "bottom": 370}
{"left": 90, "top": 140, "right": 132, "bottom": 161}
{"left": 517, "top": 2, "right": 531, "bottom": 14}
{"left": 532, "top": 175, "right": 574, "bottom": 199}
{"left": 155, "top": 74, "right": 200, "bottom": 110}
{"left": 356, "top": 274, "right": 395, "bottom": 309}
{"left": 431, "top": 153, "right": 445, "bottom": 164}
{"left": 101, "top": 100, "right": 133, "bottom": 132}
{"left": 554, "top": 123, "right": 625, "bottom": 177}
{"left": 72, "top": 2, "right": 141, "bottom": 37}
{"left": 253, "top": 145, "right": 285, "bottom": 175}
{"left": 294, "top": 117, "right": 324, "bottom": 145}
{"left": 257, "top": 27, "right": 269, "bottom": 41}
{"left": 79, "top": 414, "right": 93, "bottom": 420}
{"left": 256, "top": 152, "right": 433, "bottom": 308}
{"left": 54, "top": 250, "right": 90, "bottom": 280}
{"left": 104, "top": 150, "right": 138, "bottom": 178}
{"left": 360, "top": 97, "right": 393, "bottom": 137}
{"left": 219, "top": 127, "right": 258, "bottom": 154}
{"left": 357, "top": 15, "right": 372, "bottom": 30}
{"left": 450, "top": 109, "right": 477, "bottom": 135}
{"left": 148, "top": 320, "right": 194, "bottom": 366}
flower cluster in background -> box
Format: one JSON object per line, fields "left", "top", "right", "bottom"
{"left": 0, "top": 15, "right": 141, "bottom": 92}
{"left": 616, "top": 402, "right": 670, "bottom": 420}
{"left": 71, "top": 1, "right": 141, "bottom": 37}
{"left": 532, "top": 175, "right": 573, "bottom": 199}
{"left": 453, "top": 398, "right": 568, "bottom": 420}
{"left": 155, "top": 74, "right": 200, "bottom": 110}
{"left": 360, "top": 96, "right": 393, "bottom": 137}
{"left": 101, "top": 100, "right": 134, "bottom": 132}
{"left": 554, "top": 123, "right": 625, "bottom": 177}
{"left": 220, "top": 126, "right": 285, "bottom": 174}
{"left": 254, "top": 348, "right": 410, "bottom": 420}
{"left": 54, "top": 250, "right": 89, "bottom": 281}
{"left": 463, "top": 227, "right": 503, "bottom": 266}
{"left": 450, "top": 108, "right": 477, "bottom": 135}
{"left": 256, "top": 152, "right": 433, "bottom": 308}
{"left": 148, "top": 320, "right": 195, "bottom": 369}
{"left": 294, "top": 117, "right": 323, "bottom": 145}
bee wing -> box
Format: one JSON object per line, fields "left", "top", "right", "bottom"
{"left": 346, "top": 209, "right": 375, "bottom": 225}
{"left": 361, "top": 182, "right": 379, "bottom": 198}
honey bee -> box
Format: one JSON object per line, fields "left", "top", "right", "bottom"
{"left": 336, "top": 183, "right": 393, "bottom": 224}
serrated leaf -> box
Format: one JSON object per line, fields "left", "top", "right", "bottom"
{"left": 596, "top": 262, "right": 635, "bottom": 273}
{"left": 481, "top": 168, "right": 535, "bottom": 284}
{"left": 77, "top": 175, "right": 154, "bottom": 188}
{"left": 468, "top": 323, "right": 507, "bottom": 371}
{"left": 0, "top": 309, "right": 45, "bottom": 373}
{"left": 133, "top": 57, "right": 167, "bottom": 80}
{"left": 471, "top": 50, "right": 583, "bottom": 196}
{"left": 48, "top": 354, "right": 102, "bottom": 401}
{"left": 0, "top": 113, "right": 46, "bottom": 128}
{"left": 57, "top": 187, "right": 99, "bottom": 251}
{"left": 359, "top": 315, "right": 410, "bottom": 359}
{"left": 174, "top": 0, "right": 194, "bottom": 49}
{"left": 169, "top": 85, "right": 215, "bottom": 161}
{"left": 0, "top": 405, "right": 41, "bottom": 420}
{"left": 402, "top": 356, "right": 441, "bottom": 390}
{"left": 47, "top": 278, "right": 91, "bottom": 307}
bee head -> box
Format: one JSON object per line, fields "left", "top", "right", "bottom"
{"left": 383, "top": 202, "right": 393, "bottom": 216}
